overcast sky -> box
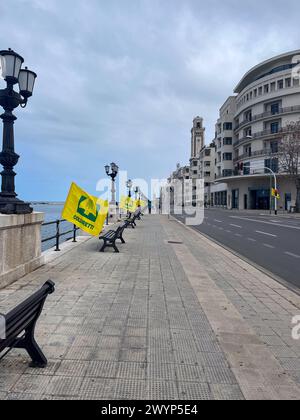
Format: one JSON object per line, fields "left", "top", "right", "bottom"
{"left": 1, "top": 0, "right": 300, "bottom": 200}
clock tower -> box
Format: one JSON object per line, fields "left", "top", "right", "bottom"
{"left": 191, "top": 117, "right": 205, "bottom": 159}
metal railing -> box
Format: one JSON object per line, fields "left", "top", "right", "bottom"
{"left": 234, "top": 127, "right": 289, "bottom": 147}
{"left": 233, "top": 149, "right": 279, "bottom": 162}
{"left": 42, "top": 219, "right": 80, "bottom": 252}
{"left": 235, "top": 105, "right": 300, "bottom": 131}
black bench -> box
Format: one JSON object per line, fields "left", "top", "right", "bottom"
{"left": 99, "top": 222, "right": 128, "bottom": 253}
{"left": 0, "top": 281, "right": 55, "bottom": 368}
{"left": 126, "top": 210, "right": 142, "bottom": 228}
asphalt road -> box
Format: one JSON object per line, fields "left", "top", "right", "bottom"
{"left": 174, "top": 208, "right": 300, "bottom": 290}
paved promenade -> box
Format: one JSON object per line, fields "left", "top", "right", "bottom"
{"left": 0, "top": 215, "right": 299, "bottom": 400}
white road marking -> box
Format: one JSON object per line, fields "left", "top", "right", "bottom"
{"left": 230, "top": 216, "right": 300, "bottom": 231}
{"left": 235, "top": 233, "right": 243, "bottom": 237}
{"left": 214, "top": 220, "right": 223, "bottom": 223}
{"left": 285, "top": 252, "right": 300, "bottom": 259}
{"left": 255, "top": 230, "right": 277, "bottom": 238}
{"left": 247, "top": 238, "right": 257, "bottom": 242}
{"left": 230, "top": 224, "right": 242, "bottom": 229}
{"left": 225, "top": 230, "right": 231, "bottom": 233}
{"left": 263, "top": 244, "right": 275, "bottom": 249}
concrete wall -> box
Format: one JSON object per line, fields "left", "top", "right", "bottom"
{"left": 0, "top": 212, "right": 45, "bottom": 289}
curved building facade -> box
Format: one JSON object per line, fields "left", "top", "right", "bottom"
{"left": 215, "top": 50, "right": 300, "bottom": 211}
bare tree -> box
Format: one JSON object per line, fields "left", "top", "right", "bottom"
{"left": 279, "top": 120, "right": 300, "bottom": 212}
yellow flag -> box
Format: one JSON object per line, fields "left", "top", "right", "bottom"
{"left": 272, "top": 188, "right": 280, "bottom": 199}
{"left": 120, "top": 196, "right": 137, "bottom": 212}
{"left": 136, "top": 199, "right": 146, "bottom": 209}
{"left": 62, "top": 183, "right": 109, "bottom": 236}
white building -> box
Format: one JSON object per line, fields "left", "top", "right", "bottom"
{"left": 213, "top": 50, "right": 300, "bottom": 211}
{"left": 211, "top": 97, "right": 236, "bottom": 207}
{"left": 198, "top": 144, "right": 216, "bottom": 205}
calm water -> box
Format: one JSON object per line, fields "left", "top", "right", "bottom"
{"left": 33, "top": 204, "right": 74, "bottom": 252}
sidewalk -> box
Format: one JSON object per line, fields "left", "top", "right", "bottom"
{"left": 0, "top": 215, "right": 299, "bottom": 400}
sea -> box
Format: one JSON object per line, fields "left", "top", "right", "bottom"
{"left": 32, "top": 204, "right": 73, "bottom": 252}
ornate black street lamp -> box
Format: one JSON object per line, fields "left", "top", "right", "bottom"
{"left": 105, "top": 162, "right": 119, "bottom": 205}
{"left": 126, "top": 179, "right": 133, "bottom": 198}
{"left": 134, "top": 186, "right": 139, "bottom": 200}
{"left": 0, "top": 48, "right": 37, "bottom": 214}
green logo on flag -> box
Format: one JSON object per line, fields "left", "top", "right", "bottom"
{"left": 77, "top": 196, "right": 100, "bottom": 223}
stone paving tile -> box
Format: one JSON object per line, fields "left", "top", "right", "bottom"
{"left": 0, "top": 392, "right": 7, "bottom": 399}
{"left": 0, "top": 215, "right": 300, "bottom": 400}
{"left": 178, "top": 382, "right": 213, "bottom": 400}
{"left": 210, "top": 384, "right": 245, "bottom": 400}
{"left": 148, "top": 381, "right": 179, "bottom": 400}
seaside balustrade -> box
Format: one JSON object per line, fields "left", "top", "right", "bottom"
{"left": 42, "top": 219, "right": 80, "bottom": 252}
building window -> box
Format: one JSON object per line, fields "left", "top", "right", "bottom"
{"left": 223, "top": 169, "right": 233, "bottom": 177}
{"left": 223, "top": 122, "right": 233, "bottom": 131}
{"left": 232, "top": 189, "right": 239, "bottom": 209}
{"left": 244, "top": 144, "right": 252, "bottom": 157}
{"left": 223, "top": 137, "right": 233, "bottom": 145}
{"left": 245, "top": 110, "right": 252, "bottom": 121}
{"left": 270, "top": 141, "right": 279, "bottom": 154}
{"left": 258, "top": 87, "right": 263, "bottom": 95}
{"left": 271, "top": 82, "right": 276, "bottom": 92}
{"left": 270, "top": 122, "right": 279, "bottom": 134}
{"left": 244, "top": 127, "right": 252, "bottom": 137}
{"left": 205, "top": 162, "right": 211, "bottom": 167}
{"left": 285, "top": 78, "right": 291, "bottom": 88}
{"left": 193, "top": 170, "right": 198, "bottom": 175}
{"left": 205, "top": 172, "right": 211, "bottom": 177}
{"left": 254, "top": 89, "right": 257, "bottom": 97}
{"left": 278, "top": 80, "right": 284, "bottom": 89}
{"left": 264, "top": 85, "right": 269, "bottom": 94}
{"left": 265, "top": 158, "right": 279, "bottom": 173}
{"left": 294, "top": 78, "right": 300, "bottom": 87}
{"left": 271, "top": 102, "right": 280, "bottom": 115}
{"left": 223, "top": 153, "right": 233, "bottom": 161}
{"left": 205, "top": 149, "right": 211, "bottom": 157}
{"left": 243, "top": 162, "right": 250, "bottom": 175}
{"left": 193, "top": 160, "right": 198, "bottom": 166}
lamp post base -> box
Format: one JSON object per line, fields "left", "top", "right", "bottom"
{"left": 0, "top": 197, "right": 33, "bottom": 215}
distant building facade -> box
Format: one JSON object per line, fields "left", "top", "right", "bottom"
{"left": 211, "top": 50, "right": 300, "bottom": 211}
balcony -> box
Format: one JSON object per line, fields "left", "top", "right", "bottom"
{"left": 234, "top": 127, "right": 288, "bottom": 147}
{"left": 215, "top": 170, "right": 237, "bottom": 180}
{"left": 234, "top": 105, "right": 300, "bottom": 131}
{"left": 233, "top": 149, "right": 278, "bottom": 162}
{"left": 215, "top": 168, "right": 284, "bottom": 183}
